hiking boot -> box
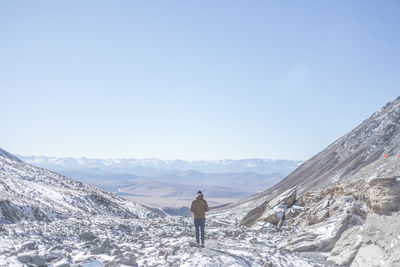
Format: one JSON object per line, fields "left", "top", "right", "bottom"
{"left": 201, "top": 243, "right": 205, "bottom": 248}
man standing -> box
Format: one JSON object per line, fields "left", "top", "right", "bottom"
{"left": 190, "top": 190, "right": 209, "bottom": 247}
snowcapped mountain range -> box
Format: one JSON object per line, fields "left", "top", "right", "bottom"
{"left": 17, "top": 156, "right": 301, "bottom": 214}
{"left": 18, "top": 156, "right": 302, "bottom": 176}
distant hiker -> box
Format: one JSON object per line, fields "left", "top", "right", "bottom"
{"left": 190, "top": 190, "right": 209, "bottom": 247}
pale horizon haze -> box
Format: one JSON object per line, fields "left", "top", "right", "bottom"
{"left": 1, "top": 1, "right": 399, "bottom": 161}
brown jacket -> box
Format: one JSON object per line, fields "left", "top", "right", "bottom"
{"left": 190, "top": 194, "right": 209, "bottom": 219}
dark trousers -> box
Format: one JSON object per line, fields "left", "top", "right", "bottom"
{"left": 194, "top": 218, "right": 206, "bottom": 244}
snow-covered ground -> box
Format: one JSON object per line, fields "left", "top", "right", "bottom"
{"left": 0, "top": 149, "right": 326, "bottom": 266}
{"left": 0, "top": 212, "right": 327, "bottom": 267}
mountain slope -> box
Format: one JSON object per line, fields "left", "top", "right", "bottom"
{"left": 236, "top": 96, "right": 400, "bottom": 209}
{"left": 0, "top": 149, "right": 153, "bottom": 223}
{"left": 0, "top": 148, "right": 21, "bottom": 162}
{"left": 226, "top": 97, "right": 400, "bottom": 266}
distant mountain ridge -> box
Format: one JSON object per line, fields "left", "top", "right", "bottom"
{"left": 15, "top": 155, "right": 301, "bottom": 215}
{"left": 18, "top": 156, "right": 302, "bottom": 176}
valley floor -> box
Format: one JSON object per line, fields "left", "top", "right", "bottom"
{"left": 0, "top": 209, "right": 328, "bottom": 267}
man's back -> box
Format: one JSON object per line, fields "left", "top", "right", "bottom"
{"left": 191, "top": 198, "right": 209, "bottom": 219}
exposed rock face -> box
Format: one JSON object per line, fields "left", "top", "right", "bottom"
{"left": 279, "top": 188, "right": 364, "bottom": 252}
{"left": 303, "top": 197, "right": 331, "bottom": 226}
{"left": 240, "top": 187, "right": 296, "bottom": 226}
{"left": 259, "top": 187, "right": 297, "bottom": 225}
{"left": 281, "top": 177, "right": 399, "bottom": 251}
{"left": 368, "top": 177, "right": 400, "bottom": 214}
{"left": 351, "top": 213, "right": 400, "bottom": 267}
{"left": 269, "top": 187, "right": 297, "bottom": 208}
{"left": 284, "top": 177, "right": 399, "bottom": 264}
{"left": 284, "top": 205, "right": 306, "bottom": 222}
{"left": 239, "top": 204, "right": 265, "bottom": 227}
{"left": 239, "top": 174, "right": 400, "bottom": 266}
{"left": 280, "top": 212, "right": 349, "bottom": 252}
{"left": 351, "top": 244, "right": 387, "bottom": 267}
{"left": 327, "top": 226, "right": 363, "bottom": 265}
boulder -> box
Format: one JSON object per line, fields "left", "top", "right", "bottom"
{"left": 328, "top": 226, "right": 362, "bottom": 266}
{"left": 78, "top": 231, "right": 97, "bottom": 241}
{"left": 240, "top": 187, "right": 297, "bottom": 226}
{"left": 279, "top": 212, "right": 349, "bottom": 252}
{"left": 284, "top": 205, "right": 307, "bottom": 221}
{"left": 368, "top": 177, "right": 400, "bottom": 214}
{"left": 110, "top": 248, "right": 123, "bottom": 256}
{"left": 45, "top": 252, "right": 63, "bottom": 261}
{"left": 17, "top": 253, "right": 32, "bottom": 263}
{"left": 351, "top": 244, "right": 388, "bottom": 267}
{"left": 158, "top": 250, "right": 166, "bottom": 257}
{"left": 19, "top": 241, "right": 36, "bottom": 252}
{"left": 29, "top": 255, "right": 47, "bottom": 266}
{"left": 304, "top": 198, "right": 331, "bottom": 226}
{"left": 256, "top": 187, "right": 297, "bottom": 225}
{"left": 295, "top": 191, "right": 323, "bottom": 207}
{"left": 91, "top": 238, "right": 111, "bottom": 255}
{"left": 260, "top": 203, "right": 287, "bottom": 225}
{"left": 351, "top": 212, "right": 400, "bottom": 267}
{"left": 267, "top": 187, "right": 297, "bottom": 208}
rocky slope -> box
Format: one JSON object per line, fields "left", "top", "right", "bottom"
{"left": 234, "top": 96, "right": 400, "bottom": 220}
{"left": 232, "top": 96, "right": 400, "bottom": 266}
{"left": 0, "top": 148, "right": 152, "bottom": 223}
{"left": 236, "top": 96, "right": 400, "bottom": 210}
{"left": 237, "top": 177, "right": 400, "bottom": 266}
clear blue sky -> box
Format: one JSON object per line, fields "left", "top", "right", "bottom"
{"left": 1, "top": 1, "right": 399, "bottom": 160}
